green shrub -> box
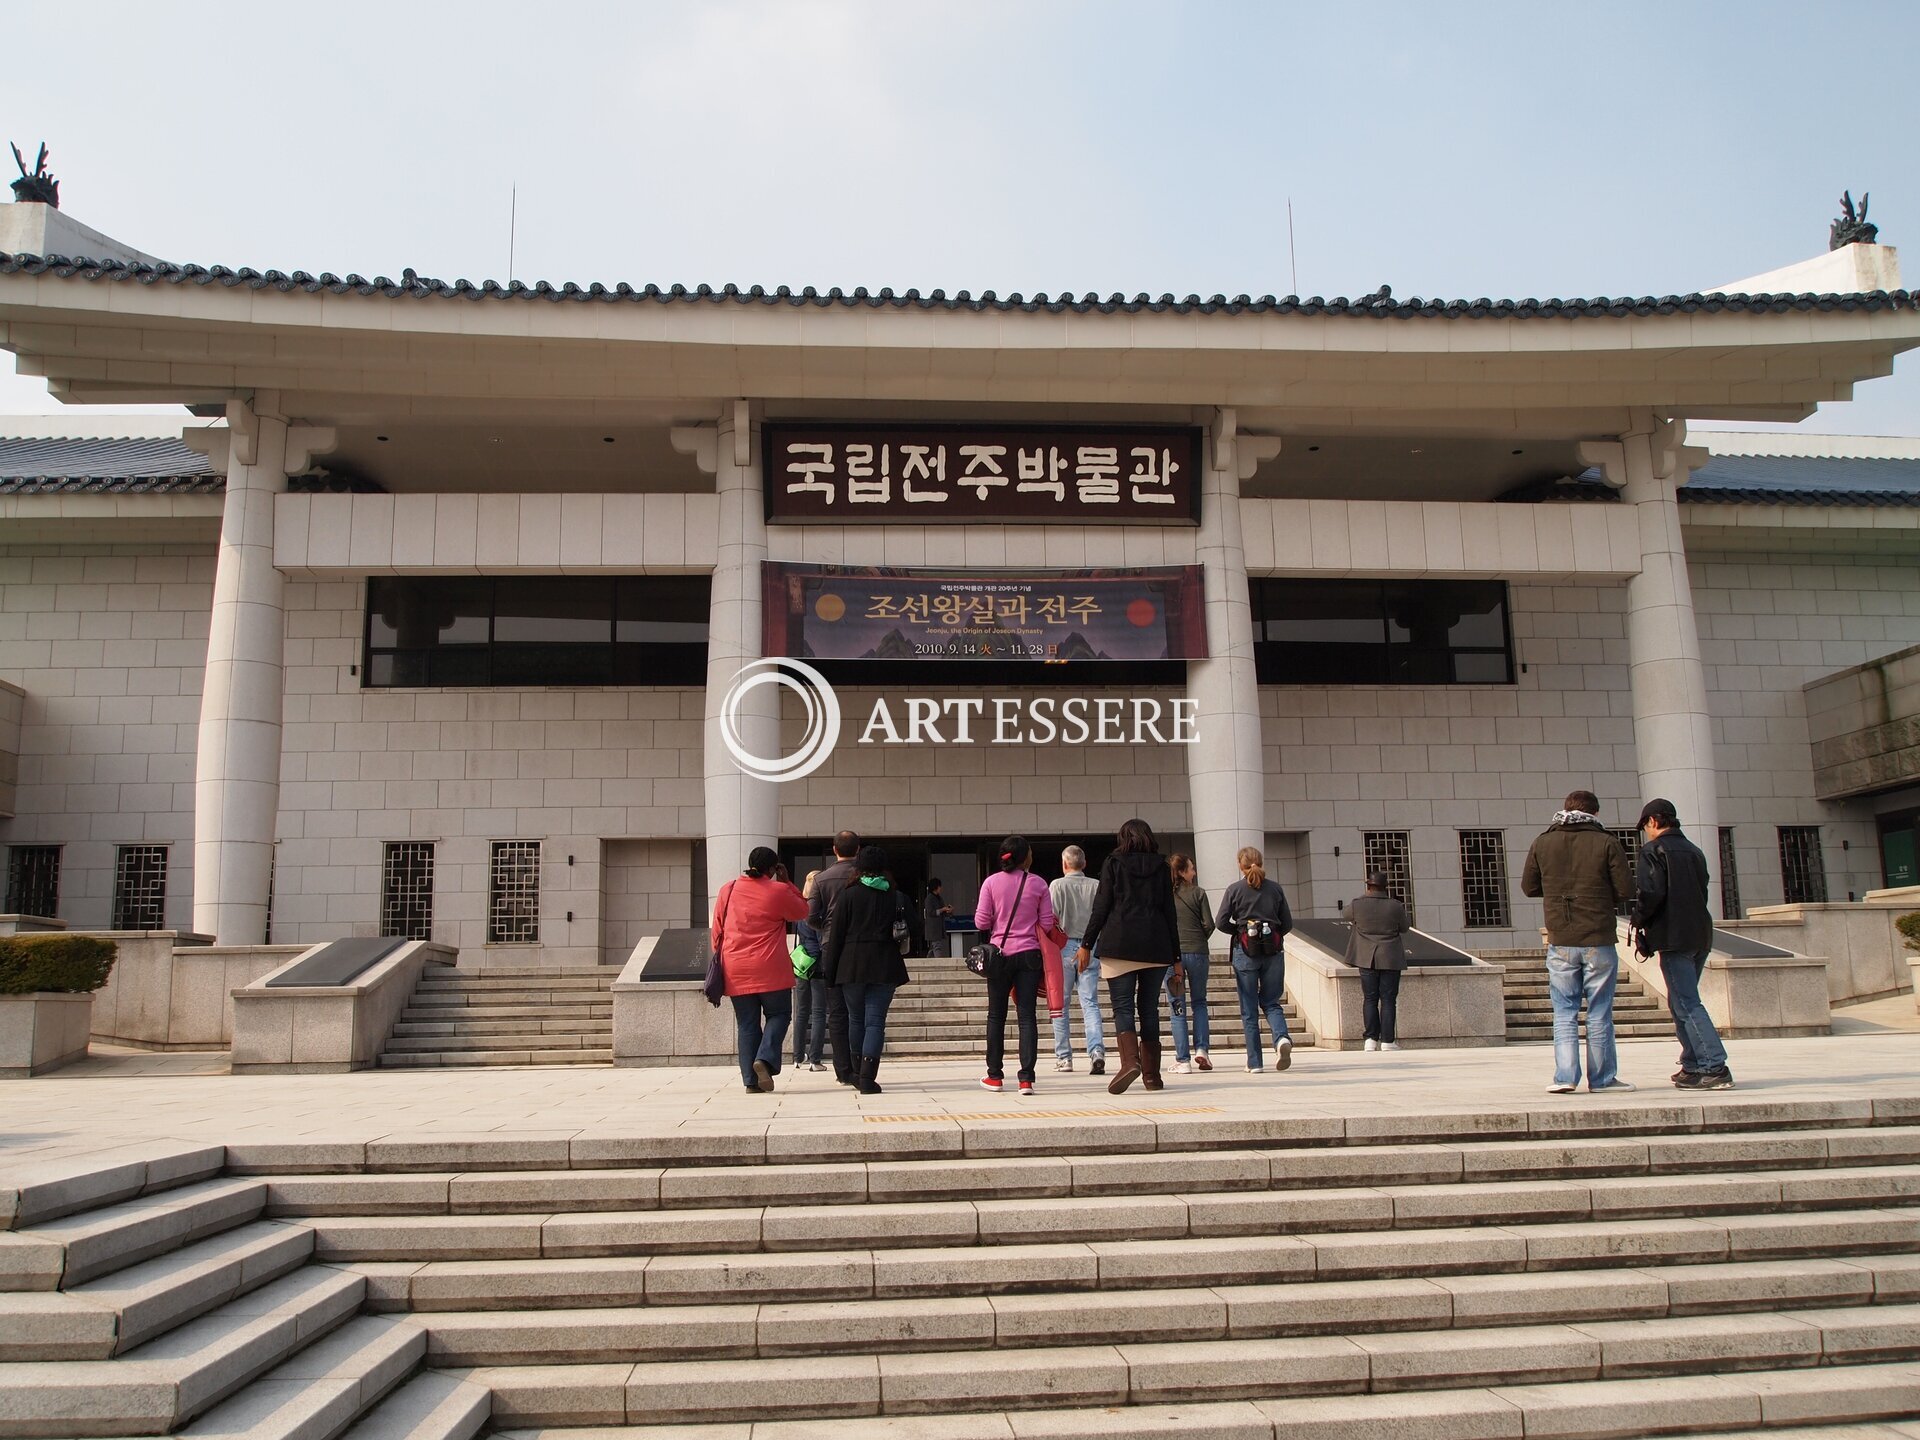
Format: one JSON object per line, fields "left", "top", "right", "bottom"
{"left": 0, "top": 935, "right": 118, "bottom": 995}
{"left": 1898, "top": 912, "right": 1920, "bottom": 956}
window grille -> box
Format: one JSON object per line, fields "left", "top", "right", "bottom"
{"left": 1718, "top": 827, "right": 1742, "bottom": 921}
{"left": 5, "top": 846, "right": 60, "bottom": 919}
{"left": 1778, "top": 826, "right": 1827, "bottom": 905}
{"left": 1607, "top": 828, "right": 1641, "bottom": 917}
{"left": 382, "top": 842, "right": 436, "bottom": 941}
{"left": 488, "top": 841, "right": 540, "bottom": 944}
{"left": 1458, "top": 830, "right": 1510, "bottom": 929}
{"left": 1362, "top": 831, "right": 1415, "bottom": 924}
{"left": 112, "top": 845, "right": 168, "bottom": 930}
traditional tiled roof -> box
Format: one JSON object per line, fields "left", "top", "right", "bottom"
{"left": 1680, "top": 454, "right": 1920, "bottom": 508}
{"left": 2, "top": 250, "right": 1916, "bottom": 317}
{"left": 0, "top": 435, "right": 218, "bottom": 493}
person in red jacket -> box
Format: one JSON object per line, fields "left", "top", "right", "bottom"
{"left": 713, "top": 846, "right": 810, "bottom": 1094}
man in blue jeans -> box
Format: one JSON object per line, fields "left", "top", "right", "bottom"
{"left": 1048, "top": 846, "right": 1105, "bottom": 1075}
{"left": 1634, "top": 798, "right": 1733, "bottom": 1090}
{"left": 1521, "top": 789, "right": 1636, "bottom": 1094}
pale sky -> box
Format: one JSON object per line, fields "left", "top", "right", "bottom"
{"left": 5, "top": 0, "right": 1918, "bottom": 432}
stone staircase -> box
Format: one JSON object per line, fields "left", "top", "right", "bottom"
{"left": 883, "top": 952, "right": 1313, "bottom": 1060}
{"left": 378, "top": 969, "right": 615, "bottom": 1069}
{"left": 10, "top": 1094, "right": 1918, "bottom": 1438}
{"left": 0, "top": 1145, "right": 487, "bottom": 1440}
{"left": 1490, "top": 948, "right": 1674, "bottom": 1045}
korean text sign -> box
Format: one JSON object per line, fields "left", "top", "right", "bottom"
{"left": 764, "top": 424, "right": 1201, "bottom": 525}
{"left": 761, "top": 563, "right": 1209, "bottom": 662}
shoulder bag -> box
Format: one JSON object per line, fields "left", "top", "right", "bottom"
{"left": 703, "top": 882, "right": 735, "bottom": 1006}
{"left": 965, "top": 872, "right": 1030, "bottom": 979}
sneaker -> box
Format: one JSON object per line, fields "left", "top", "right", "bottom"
{"left": 1676, "top": 1068, "right": 1736, "bottom": 1090}
{"left": 1089, "top": 1058, "right": 1106, "bottom": 1076}
{"left": 1018, "top": 1081, "right": 1035, "bottom": 1097}
{"left": 808, "top": 1062, "right": 827, "bottom": 1072}
{"left": 1174, "top": 1060, "right": 1193, "bottom": 1074}
{"left": 1194, "top": 1053, "right": 1212, "bottom": 1072}
{"left": 1364, "top": 1039, "right": 1380, "bottom": 1052}
{"left": 1055, "top": 1057, "right": 1073, "bottom": 1072}
{"left": 1382, "top": 1041, "right": 1403, "bottom": 1052}
{"left": 1670, "top": 1068, "right": 1695, "bottom": 1084}
{"left": 1275, "top": 1038, "right": 1293, "bottom": 1072}
{"left": 1547, "top": 1081, "right": 1578, "bottom": 1094}
{"left": 979, "top": 1076, "right": 1003, "bottom": 1092}
{"left": 752, "top": 1060, "right": 775, "bottom": 1093}
{"left": 1590, "top": 1080, "right": 1636, "bottom": 1093}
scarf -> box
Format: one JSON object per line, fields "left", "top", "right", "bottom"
{"left": 858, "top": 875, "right": 891, "bottom": 891}
{"left": 1551, "top": 809, "right": 1600, "bottom": 828}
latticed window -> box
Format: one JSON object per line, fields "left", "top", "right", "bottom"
{"left": 112, "top": 845, "right": 168, "bottom": 930}
{"left": 1778, "top": 826, "right": 1827, "bottom": 905}
{"left": 1362, "top": 831, "right": 1414, "bottom": 924}
{"left": 5, "top": 846, "right": 60, "bottom": 919}
{"left": 1718, "top": 827, "right": 1742, "bottom": 921}
{"left": 1607, "top": 828, "right": 1641, "bottom": 918}
{"left": 382, "top": 842, "right": 435, "bottom": 941}
{"left": 1458, "top": 830, "right": 1510, "bottom": 929}
{"left": 488, "top": 841, "right": 540, "bottom": 944}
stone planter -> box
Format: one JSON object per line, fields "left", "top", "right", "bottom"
{"left": 0, "top": 992, "right": 93, "bottom": 1077}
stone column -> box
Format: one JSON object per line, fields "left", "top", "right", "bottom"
{"left": 193, "top": 401, "right": 290, "bottom": 943}
{"left": 1619, "top": 415, "right": 1722, "bottom": 911}
{"left": 1186, "top": 410, "right": 1277, "bottom": 943}
{"left": 689, "top": 402, "right": 778, "bottom": 910}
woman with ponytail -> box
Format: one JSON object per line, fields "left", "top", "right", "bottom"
{"left": 1214, "top": 845, "right": 1295, "bottom": 1073}
{"left": 1079, "top": 818, "right": 1182, "bottom": 1094}
{"left": 713, "top": 846, "right": 811, "bottom": 1094}
{"left": 973, "top": 835, "right": 1057, "bottom": 1096}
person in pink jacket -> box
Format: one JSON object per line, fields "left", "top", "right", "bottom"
{"left": 974, "top": 835, "right": 1059, "bottom": 1096}
{"left": 712, "top": 846, "right": 810, "bottom": 1094}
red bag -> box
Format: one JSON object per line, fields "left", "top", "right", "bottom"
{"left": 1038, "top": 924, "right": 1067, "bottom": 1015}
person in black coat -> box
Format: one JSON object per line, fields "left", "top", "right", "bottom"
{"left": 1634, "top": 799, "right": 1732, "bottom": 1090}
{"left": 807, "top": 831, "right": 862, "bottom": 1086}
{"left": 821, "top": 844, "right": 912, "bottom": 1095}
{"left": 1079, "top": 818, "right": 1181, "bottom": 1095}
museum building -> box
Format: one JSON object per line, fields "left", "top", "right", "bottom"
{"left": 2, "top": 193, "right": 1919, "bottom": 966}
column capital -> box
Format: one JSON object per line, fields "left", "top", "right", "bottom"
{"left": 673, "top": 400, "right": 760, "bottom": 475}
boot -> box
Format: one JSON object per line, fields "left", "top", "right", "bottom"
{"left": 854, "top": 1053, "right": 883, "bottom": 1095}
{"left": 1140, "top": 1036, "right": 1164, "bottom": 1091}
{"left": 1108, "top": 1032, "right": 1141, "bottom": 1095}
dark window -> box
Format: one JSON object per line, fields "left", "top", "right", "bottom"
{"left": 382, "top": 842, "right": 436, "bottom": 941}
{"left": 112, "top": 845, "right": 167, "bottom": 930}
{"left": 5, "top": 846, "right": 60, "bottom": 919}
{"left": 1778, "top": 826, "right": 1827, "bottom": 905}
{"left": 1608, "top": 828, "right": 1641, "bottom": 918}
{"left": 1459, "top": 830, "right": 1510, "bottom": 928}
{"left": 1363, "top": 831, "right": 1415, "bottom": 925}
{"left": 1718, "top": 827, "right": 1742, "bottom": 921}
{"left": 1252, "top": 579, "right": 1513, "bottom": 685}
{"left": 365, "top": 577, "right": 709, "bottom": 688}
{"left": 489, "top": 841, "right": 540, "bottom": 944}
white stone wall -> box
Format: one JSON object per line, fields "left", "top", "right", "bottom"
{"left": 0, "top": 544, "right": 214, "bottom": 931}
{"left": 1693, "top": 549, "right": 1920, "bottom": 911}
{"left": 602, "top": 838, "right": 698, "bottom": 967}
{"left": 1258, "top": 580, "right": 1637, "bottom": 949}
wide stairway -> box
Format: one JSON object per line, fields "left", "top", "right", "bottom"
{"left": 884, "top": 951, "right": 1313, "bottom": 1060}
{"left": 1492, "top": 948, "right": 1672, "bottom": 1045}
{"left": 379, "top": 969, "right": 614, "bottom": 1068}
{"left": 7, "top": 1095, "right": 1920, "bottom": 1438}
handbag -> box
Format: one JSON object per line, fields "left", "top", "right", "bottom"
{"left": 966, "top": 872, "right": 1030, "bottom": 979}
{"left": 703, "top": 882, "right": 735, "bottom": 1006}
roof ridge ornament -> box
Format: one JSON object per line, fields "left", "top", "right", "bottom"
{"left": 1831, "top": 191, "right": 1878, "bottom": 250}
{"left": 9, "top": 141, "right": 58, "bottom": 208}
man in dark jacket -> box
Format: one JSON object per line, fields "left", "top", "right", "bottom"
{"left": 806, "top": 831, "right": 861, "bottom": 1085}
{"left": 1345, "top": 871, "right": 1409, "bottom": 1051}
{"left": 1521, "top": 789, "right": 1635, "bottom": 1094}
{"left": 1635, "top": 798, "right": 1733, "bottom": 1090}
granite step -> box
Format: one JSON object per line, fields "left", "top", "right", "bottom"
{"left": 174, "top": 1314, "right": 424, "bottom": 1440}
{"left": 483, "top": 1359, "right": 1920, "bottom": 1437}
{"left": 0, "top": 1220, "right": 316, "bottom": 1360}
{"left": 382, "top": 1034, "right": 608, "bottom": 1054}
{"left": 0, "top": 1264, "right": 365, "bottom": 1438}
{"left": 374, "top": 1050, "right": 613, "bottom": 1070}
{"left": 0, "top": 1177, "right": 268, "bottom": 1292}
{"left": 335, "top": 1370, "right": 489, "bottom": 1440}
{"left": 464, "top": 1327, "right": 1920, "bottom": 1428}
